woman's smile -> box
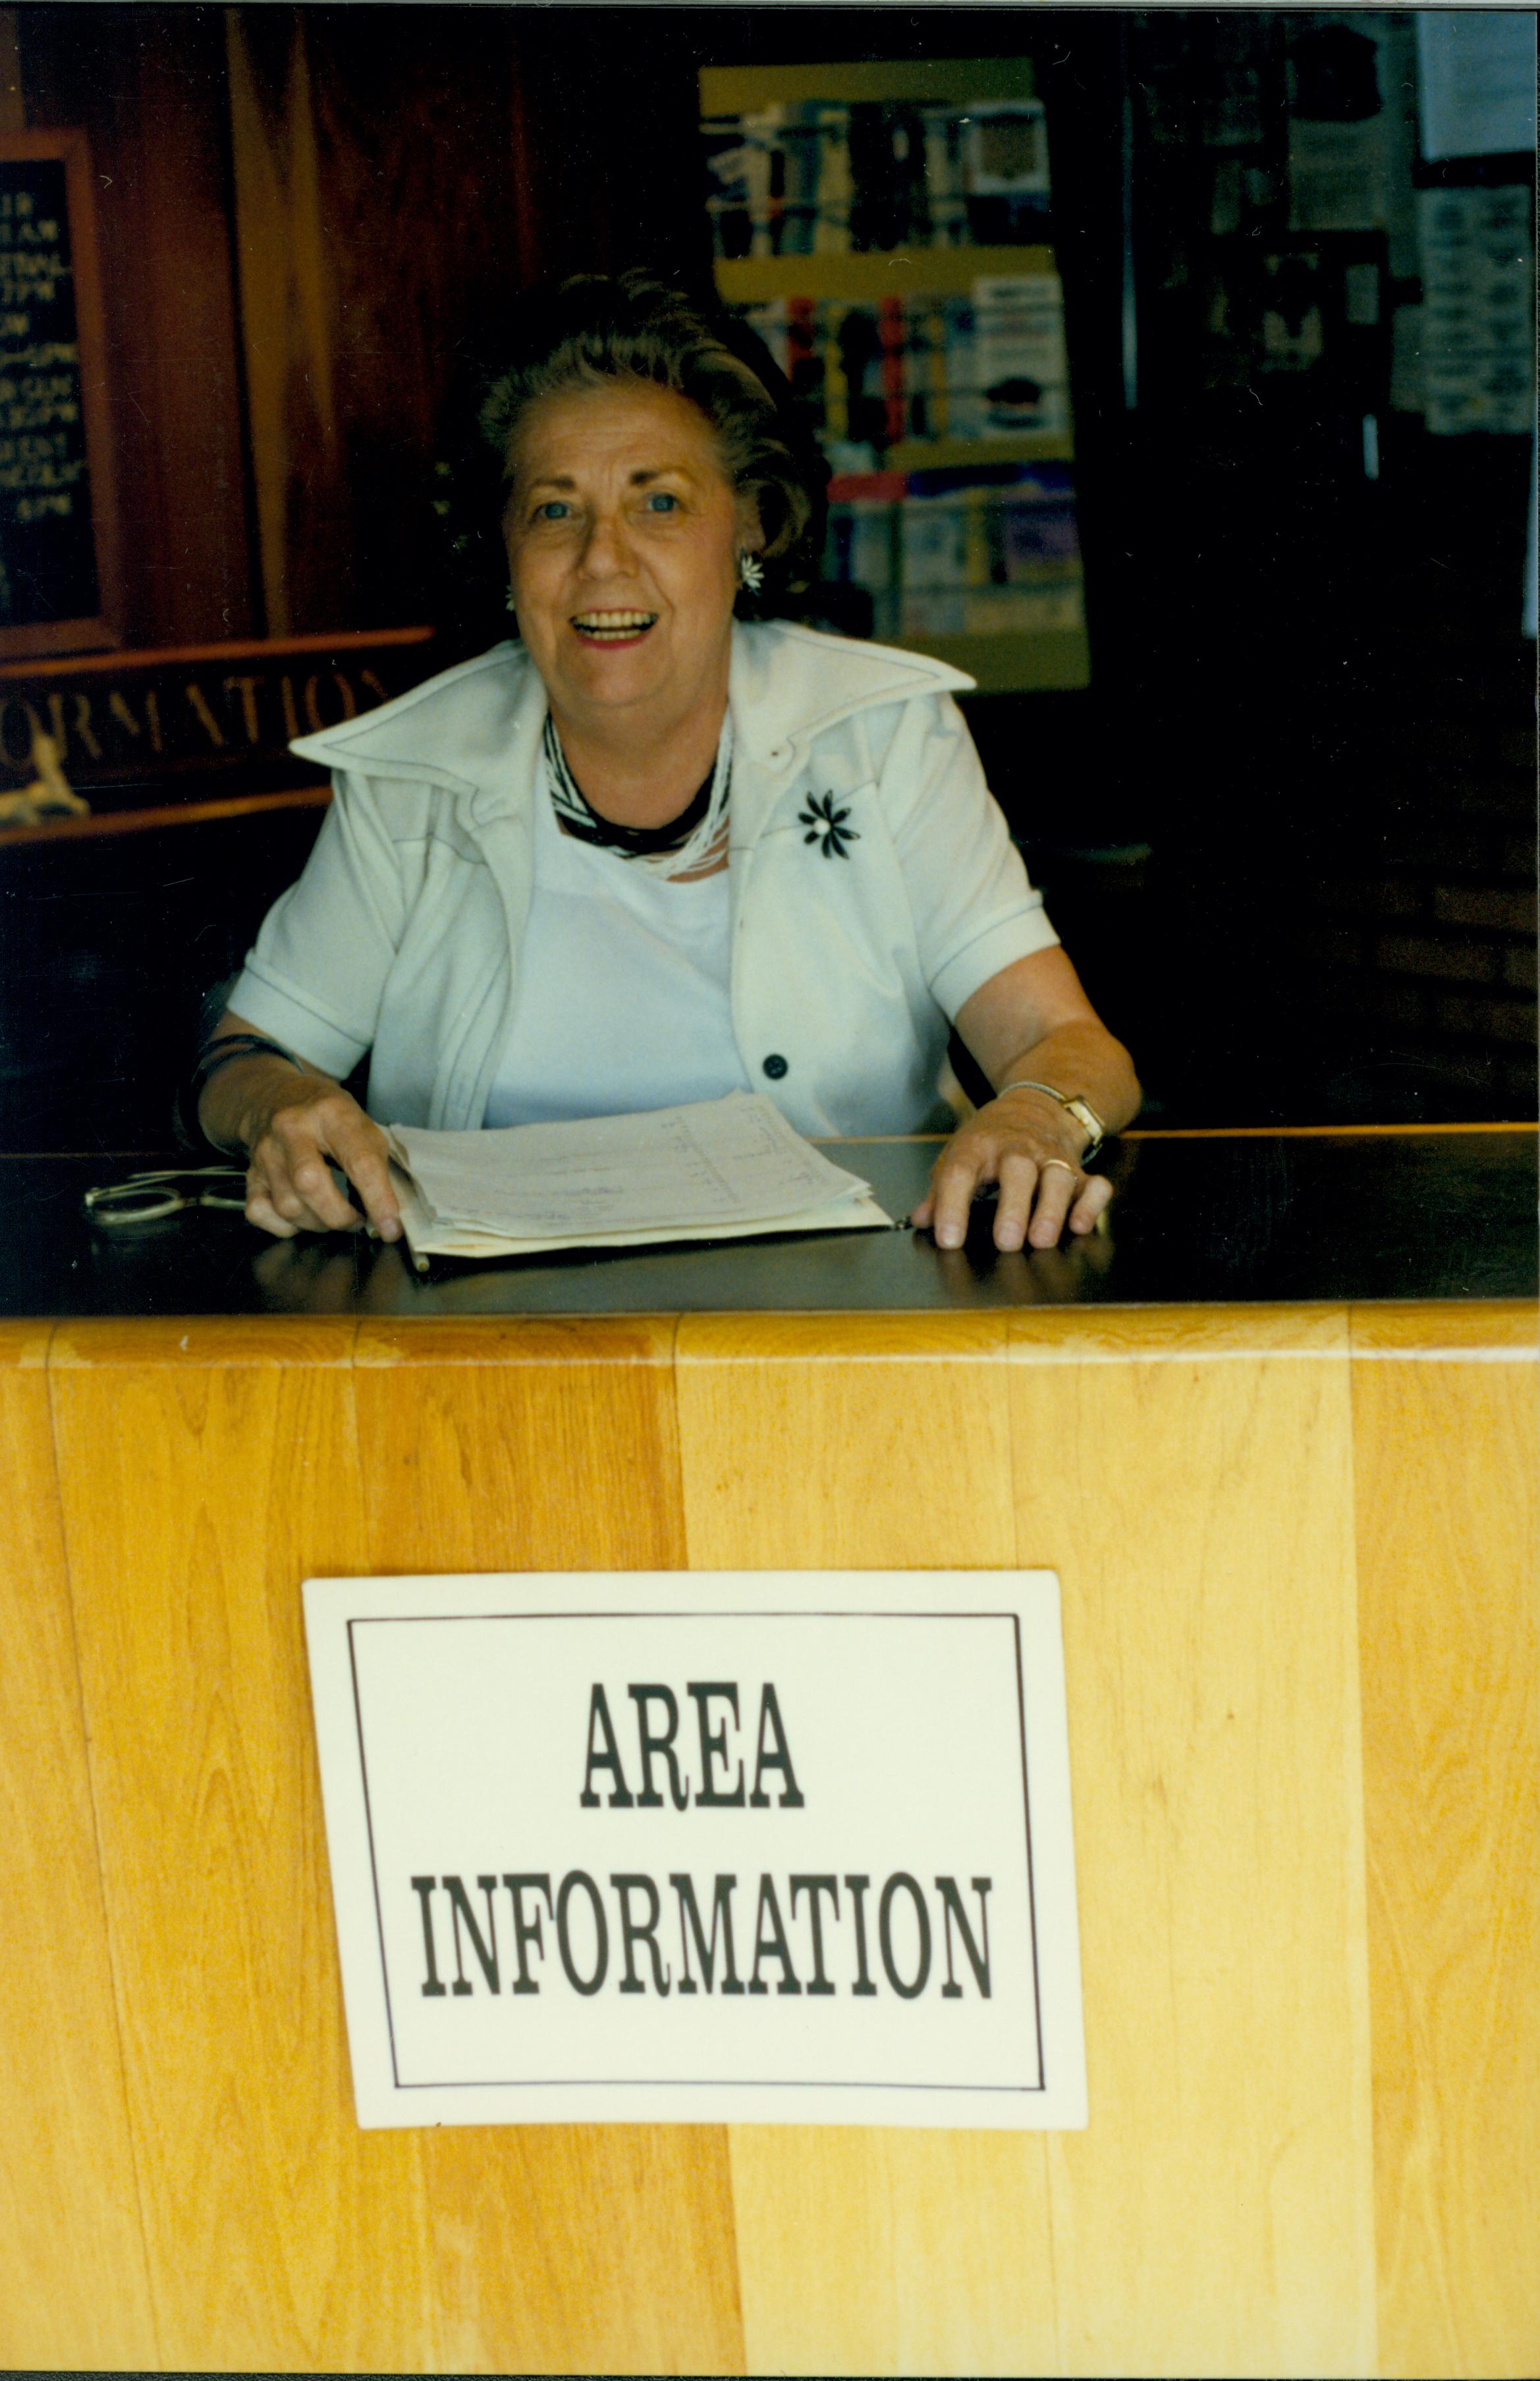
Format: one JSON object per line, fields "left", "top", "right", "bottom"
{"left": 569, "top": 607, "right": 659, "bottom": 644}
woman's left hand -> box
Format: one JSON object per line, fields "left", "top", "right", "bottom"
{"left": 911, "top": 1085, "right": 1114, "bottom": 1252}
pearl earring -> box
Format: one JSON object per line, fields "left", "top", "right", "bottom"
{"left": 505, "top": 583, "right": 517, "bottom": 611}
{"left": 738, "top": 551, "right": 765, "bottom": 594}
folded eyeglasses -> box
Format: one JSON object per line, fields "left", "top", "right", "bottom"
{"left": 84, "top": 1166, "right": 248, "bottom": 1227}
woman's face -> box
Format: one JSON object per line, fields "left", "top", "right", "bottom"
{"left": 503, "top": 379, "right": 757, "bottom": 734}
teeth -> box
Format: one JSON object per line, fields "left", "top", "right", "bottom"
{"left": 572, "top": 611, "right": 656, "bottom": 632}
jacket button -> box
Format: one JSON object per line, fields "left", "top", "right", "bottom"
{"left": 762, "top": 1053, "right": 788, "bottom": 1080}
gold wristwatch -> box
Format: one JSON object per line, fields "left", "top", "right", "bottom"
{"left": 995, "top": 1080, "right": 1108, "bottom": 1165}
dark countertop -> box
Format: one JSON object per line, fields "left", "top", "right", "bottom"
{"left": 6, "top": 1129, "right": 1535, "bottom": 1320}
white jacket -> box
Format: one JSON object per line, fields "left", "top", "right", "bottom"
{"left": 230, "top": 621, "right": 1059, "bottom": 1137}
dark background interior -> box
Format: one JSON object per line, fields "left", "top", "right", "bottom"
{"left": 1, "top": 3, "right": 1533, "bottom": 1150}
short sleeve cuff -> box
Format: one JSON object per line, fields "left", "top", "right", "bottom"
{"left": 227, "top": 962, "right": 370, "bottom": 1080}
{"left": 928, "top": 905, "right": 1060, "bottom": 1020}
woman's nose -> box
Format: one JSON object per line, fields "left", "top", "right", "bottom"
{"left": 580, "top": 509, "right": 633, "bottom": 575}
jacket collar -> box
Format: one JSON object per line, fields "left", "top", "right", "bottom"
{"left": 727, "top": 621, "right": 974, "bottom": 767}
{"left": 285, "top": 623, "right": 976, "bottom": 821}
{"left": 286, "top": 640, "right": 540, "bottom": 819}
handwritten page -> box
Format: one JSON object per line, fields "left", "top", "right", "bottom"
{"left": 385, "top": 1092, "right": 892, "bottom": 1261}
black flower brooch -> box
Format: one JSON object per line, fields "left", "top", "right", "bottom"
{"left": 799, "top": 790, "right": 860, "bottom": 860}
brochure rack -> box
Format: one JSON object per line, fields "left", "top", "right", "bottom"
{"left": 701, "top": 58, "right": 1092, "bottom": 694}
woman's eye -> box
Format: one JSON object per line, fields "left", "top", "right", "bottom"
{"left": 643, "top": 491, "right": 680, "bottom": 514}
{"left": 532, "top": 500, "right": 571, "bottom": 522}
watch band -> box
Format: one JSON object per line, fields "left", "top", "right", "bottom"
{"left": 175, "top": 1033, "right": 303, "bottom": 1159}
{"left": 995, "top": 1079, "right": 1108, "bottom": 1165}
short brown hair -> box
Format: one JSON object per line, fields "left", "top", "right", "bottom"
{"left": 475, "top": 271, "right": 825, "bottom": 611}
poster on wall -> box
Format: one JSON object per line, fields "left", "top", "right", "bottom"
{"left": 305, "top": 1568, "right": 1088, "bottom": 2131}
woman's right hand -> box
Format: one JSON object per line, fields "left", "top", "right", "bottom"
{"left": 233, "top": 1067, "right": 402, "bottom": 1243}
{"left": 203, "top": 1048, "right": 404, "bottom": 1247}
{"left": 196, "top": 1011, "right": 402, "bottom": 1244}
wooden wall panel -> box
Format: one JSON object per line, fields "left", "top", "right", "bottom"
{"left": 676, "top": 1315, "right": 1053, "bottom": 2378}
{"left": 47, "top": 1318, "right": 433, "bottom": 2373}
{"left": 1351, "top": 1303, "right": 1540, "bottom": 2380}
{"left": 223, "top": 5, "right": 340, "bottom": 643}
{"left": 18, "top": 4, "right": 256, "bottom": 644}
{"left": 224, "top": 4, "right": 527, "bottom": 638}
{"left": 354, "top": 1316, "right": 744, "bottom": 2378}
{"left": 222, "top": 5, "right": 709, "bottom": 642}
{"left": 0, "top": 1322, "right": 157, "bottom": 2370}
{"left": 0, "top": 9, "right": 22, "bottom": 133}
{"left": 1007, "top": 1306, "right": 1376, "bottom": 2380}
{"left": 3, "top": 5, "right": 705, "bottom": 652}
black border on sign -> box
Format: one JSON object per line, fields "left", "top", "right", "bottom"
{"left": 345, "top": 1606, "right": 1051, "bottom": 2099}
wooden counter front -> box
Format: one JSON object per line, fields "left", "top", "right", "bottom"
{"left": 3, "top": 1297, "right": 1534, "bottom": 2376}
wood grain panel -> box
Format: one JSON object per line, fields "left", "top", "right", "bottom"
{"left": 1008, "top": 1304, "right": 1377, "bottom": 2378}
{"left": 1003, "top": 1301, "right": 1355, "bottom": 1359}
{"left": 225, "top": 7, "right": 530, "bottom": 639}
{"left": 355, "top": 1316, "right": 742, "bottom": 2376}
{"left": 48, "top": 1317, "right": 432, "bottom": 2372}
{"left": 225, "top": 7, "right": 339, "bottom": 642}
{"left": 727, "top": 2124, "right": 1056, "bottom": 2377}
{"left": 676, "top": 1314, "right": 1050, "bottom": 2375}
{"left": 1347, "top": 1297, "right": 1537, "bottom": 1351}
{"left": 0, "top": 9, "right": 22, "bottom": 134}
{"left": 675, "top": 1314, "right": 1016, "bottom": 1572}
{"left": 354, "top": 1316, "right": 686, "bottom": 1573}
{"left": 423, "top": 2123, "right": 742, "bottom": 2378}
{"left": 1351, "top": 1303, "right": 1539, "bottom": 2378}
{"left": 20, "top": 7, "right": 254, "bottom": 643}
{"left": 0, "top": 1322, "right": 157, "bottom": 2369}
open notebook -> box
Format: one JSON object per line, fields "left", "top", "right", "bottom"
{"left": 383, "top": 1092, "right": 894, "bottom": 1268}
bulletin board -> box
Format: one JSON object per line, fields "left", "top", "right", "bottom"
{"left": 0, "top": 130, "right": 119, "bottom": 658}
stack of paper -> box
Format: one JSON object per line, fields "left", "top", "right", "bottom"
{"left": 384, "top": 1092, "right": 893, "bottom": 1268}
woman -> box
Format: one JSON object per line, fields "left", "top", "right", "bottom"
{"left": 199, "top": 273, "right": 1138, "bottom": 1254}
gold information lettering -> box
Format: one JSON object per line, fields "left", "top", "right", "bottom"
{"left": 0, "top": 629, "right": 437, "bottom": 814}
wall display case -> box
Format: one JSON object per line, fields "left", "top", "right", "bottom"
{"left": 700, "top": 59, "right": 1090, "bottom": 694}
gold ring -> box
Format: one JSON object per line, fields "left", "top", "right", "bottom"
{"left": 1039, "top": 1158, "right": 1078, "bottom": 1176}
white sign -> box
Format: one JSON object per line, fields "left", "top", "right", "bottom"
{"left": 303, "top": 1570, "right": 1087, "bottom": 2131}
{"left": 1416, "top": 13, "right": 1536, "bottom": 163}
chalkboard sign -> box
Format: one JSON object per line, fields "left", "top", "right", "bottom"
{"left": 0, "top": 131, "right": 119, "bottom": 659}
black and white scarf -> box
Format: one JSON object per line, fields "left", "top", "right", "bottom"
{"left": 543, "top": 712, "right": 733, "bottom": 879}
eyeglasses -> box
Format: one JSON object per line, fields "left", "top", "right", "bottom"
{"left": 84, "top": 1166, "right": 248, "bottom": 1227}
